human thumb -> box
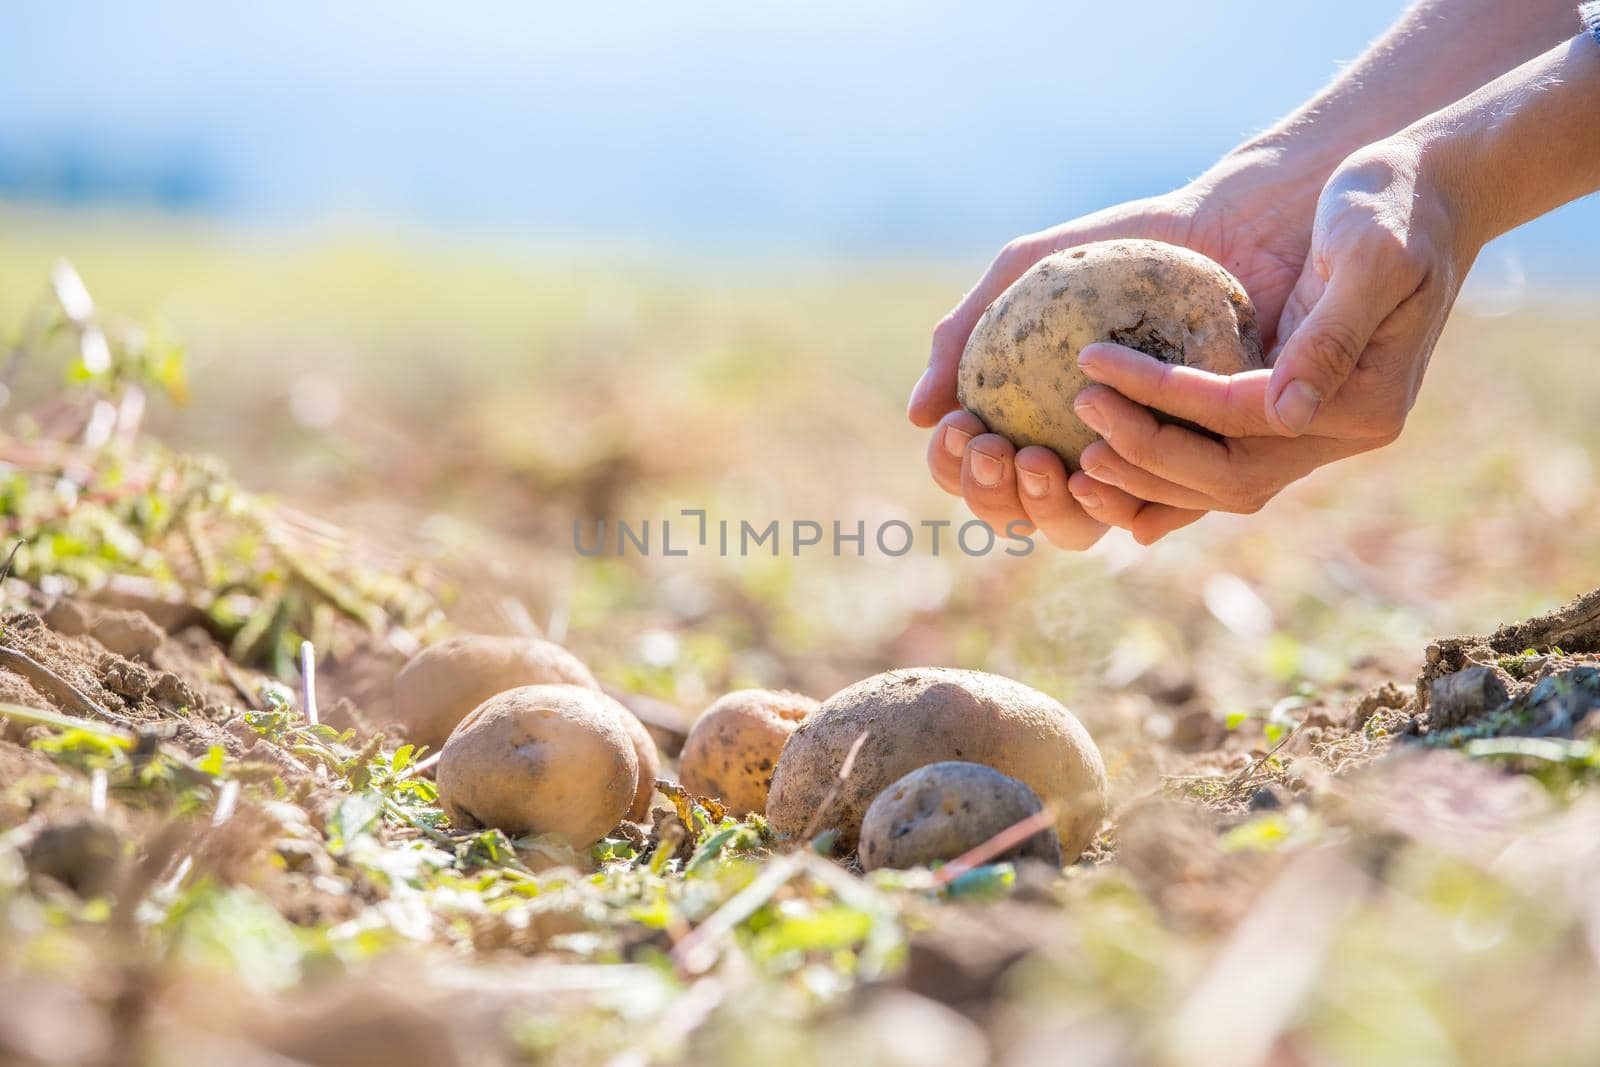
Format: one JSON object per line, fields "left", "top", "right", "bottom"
{"left": 1265, "top": 264, "right": 1394, "bottom": 436}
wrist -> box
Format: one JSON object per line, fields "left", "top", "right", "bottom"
{"left": 1393, "top": 125, "right": 1493, "bottom": 274}
{"left": 1192, "top": 140, "right": 1335, "bottom": 213}
{"left": 1402, "top": 34, "right": 1600, "bottom": 257}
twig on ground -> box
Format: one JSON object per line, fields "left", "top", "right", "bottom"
{"left": 671, "top": 853, "right": 803, "bottom": 975}
{"left": 0, "top": 645, "right": 139, "bottom": 729}
{"left": 932, "top": 806, "right": 1059, "bottom": 888}
{"left": 800, "top": 731, "right": 869, "bottom": 844}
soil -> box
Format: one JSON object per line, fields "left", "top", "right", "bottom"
{"left": 6, "top": 573, "right": 1600, "bottom": 1065}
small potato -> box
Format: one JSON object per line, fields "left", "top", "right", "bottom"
{"left": 679, "top": 689, "right": 818, "bottom": 815}
{"left": 858, "top": 761, "right": 1061, "bottom": 872}
{"left": 766, "top": 668, "right": 1106, "bottom": 860}
{"left": 958, "top": 238, "right": 1264, "bottom": 469}
{"left": 388, "top": 634, "right": 599, "bottom": 754}
{"left": 436, "top": 684, "right": 638, "bottom": 848}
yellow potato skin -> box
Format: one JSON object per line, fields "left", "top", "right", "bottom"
{"left": 765, "top": 668, "right": 1108, "bottom": 860}
{"left": 957, "top": 239, "right": 1263, "bottom": 469}
{"left": 436, "top": 684, "right": 639, "bottom": 848}
{"left": 679, "top": 689, "right": 818, "bottom": 816}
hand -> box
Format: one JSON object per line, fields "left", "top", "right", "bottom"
{"left": 1071, "top": 136, "right": 1478, "bottom": 544}
{"left": 909, "top": 158, "right": 1314, "bottom": 550}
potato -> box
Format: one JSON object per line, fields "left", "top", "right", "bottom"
{"left": 957, "top": 238, "right": 1264, "bottom": 469}
{"left": 614, "top": 701, "right": 662, "bottom": 822}
{"left": 858, "top": 761, "right": 1061, "bottom": 872}
{"left": 388, "top": 634, "right": 599, "bottom": 754}
{"left": 436, "top": 684, "right": 638, "bottom": 848}
{"left": 679, "top": 689, "right": 818, "bottom": 815}
{"left": 766, "top": 668, "right": 1106, "bottom": 860}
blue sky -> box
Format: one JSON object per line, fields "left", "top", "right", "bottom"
{"left": 2, "top": 1, "right": 1597, "bottom": 277}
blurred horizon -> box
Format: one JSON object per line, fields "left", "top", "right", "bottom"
{"left": 2, "top": 0, "right": 1597, "bottom": 287}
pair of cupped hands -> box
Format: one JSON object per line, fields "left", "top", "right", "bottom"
{"left": 908, "top": 138, "right": 1475, "bottom": 549}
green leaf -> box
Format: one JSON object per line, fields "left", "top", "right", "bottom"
{"left": 196, "top": 745, "right": 227, "bottom": 777}
{"left": 327, "top": 790, "right": 385, "bottom": 853}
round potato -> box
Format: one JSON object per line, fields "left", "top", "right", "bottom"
{"left": 766, "top": 668, "right": 1107, "bottom": 860}
{"left": 388, "top": 634, "right": 599, "bottom": 754}
{"left": 858, "top": 761, "right": 1061, "bottom": 872}
{"left": 679, "top": 689, "right": 818, "bottom": 815}
{"left": 957, "top": 238, "right": 1264, "bottom": 469}
{"left": 436, "top": 684, "right": 638, "bottom": 848}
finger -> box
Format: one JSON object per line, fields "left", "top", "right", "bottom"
{"left": 1075, "top": 385, "right": 1356, "bottom": 506}
{"left": 926, "top": 410, "right": 986, "bottom": 496}
{"left": 1077, "top": 342, "right": 1274, "bottom": 438}
{"left": 1012, "top": 446, "right": 1108, "bottom": 550}
{"left": 1130, "top": 504, "right": 1208, "bottom": 546}
{"left": 960, "top": 433, "right": 1032, "bottom": 532}
{"left": 1265, "top": 256, "right": 1414, "bottom": 436}
{"left": 1063, "top": 469, "right": 1145, "bottom": 531}
{"left": 1072, "top": 384, "right": 1232, "bottom": 488}
{"left": 910, "top": 243, "right": 1045, "bottom": 427}
{"left": 1077, "top": 441, "right": 1219, "bottom": 511}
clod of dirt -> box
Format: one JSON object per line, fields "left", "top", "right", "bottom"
{"left": 0, "top": 669, "right": 49, "bottom": 741}
{"left": 1421, "top": 586, "right": 1600, "bottom": 705}
{"left": 1427, "top": 666, "right": 1513, "bottom": 731}
{"left": 678, "top": 688, "right": 818, "bottom": 816}
{"left": 44, "top": 600, "right": 164, "bottom": 661}
{"left": 99, "top": 655, "right": 153, "bottom": 701}
{"left": 22, "top": 816, "right": 123, "bottom": 897}
{"left": 766, "top": 668, "right": 1108, "bottom": 860}
{"left": 387, "top": 633, "right": 602, "bottom": 754}
{"left": 858, "top": 761, "right": 1060, "bottom": 872}
{"left": 957, "top": 239, "right": 1264, "bottom": 469}
{"left": 902, "top": 904, "right": 1051, "bottom": 1013}
{"left": 436, "top": 684, "right": 639, "bottom": 849}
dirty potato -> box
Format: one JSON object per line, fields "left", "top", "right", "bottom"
{"left": 436, "top": 684, "right": 638, "bottom": 849}
{"left": 957, "top": 238, "right": 1264, "bottom": 468}
{"left": 766, "top": 668, "right": 1107, "bottom": 859}
{"left": 678, "top": 689, "right": 818, "bottom": 815}
{"left": 858, "top": 761, "right": 1061, "bottom": 872}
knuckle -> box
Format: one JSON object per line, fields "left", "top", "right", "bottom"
{"left": 1300, "top": 321, "right": 1365, "bottom": 377}
{"left": 1218, "top": 484, "right": 1266, "bottom": 514}
{"left": 1357, "top": 391, "right": 1410, "bottom": 440}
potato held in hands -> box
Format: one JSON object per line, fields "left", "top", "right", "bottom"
{"left": 436, "top": 684, "right": 638, "bottom": 849}
{"left": 957, "top": 238, "right": 1264, "bottom": 469}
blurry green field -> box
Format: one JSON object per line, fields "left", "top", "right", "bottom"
{"left": 4, "top": 207, "right": 1597, "bottom": 717}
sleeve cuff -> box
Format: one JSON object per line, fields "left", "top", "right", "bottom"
{"left": 1584, "top": 1, "right": 1600, "bottom": 46}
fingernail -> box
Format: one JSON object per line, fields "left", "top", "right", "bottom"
{"left": 1077, "top": 344, "right": 1106, "bottom": 371}
{"left": 969, "top": 449, "right": 1003, "bottom": 487}
{"left": 1274, "top": 380, "right": 1321, "bottom": 434}
{"left": 907, "top": 368, "right": 931, "bottom": 415}
{"left": 1071, "top": 487, "right": 1102, "bottom": 510}
{"left": 1083, "top": 463, "right": 1121, "bottom": 488}
{"left": 1018, "top": 469, "right": 1049, "bottom": 498}
{"left": 1074, "top": 395, "right": 1109, "bottom": 436}
{"left": 943, "top": 424, "right": 972, "bottom": 458}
